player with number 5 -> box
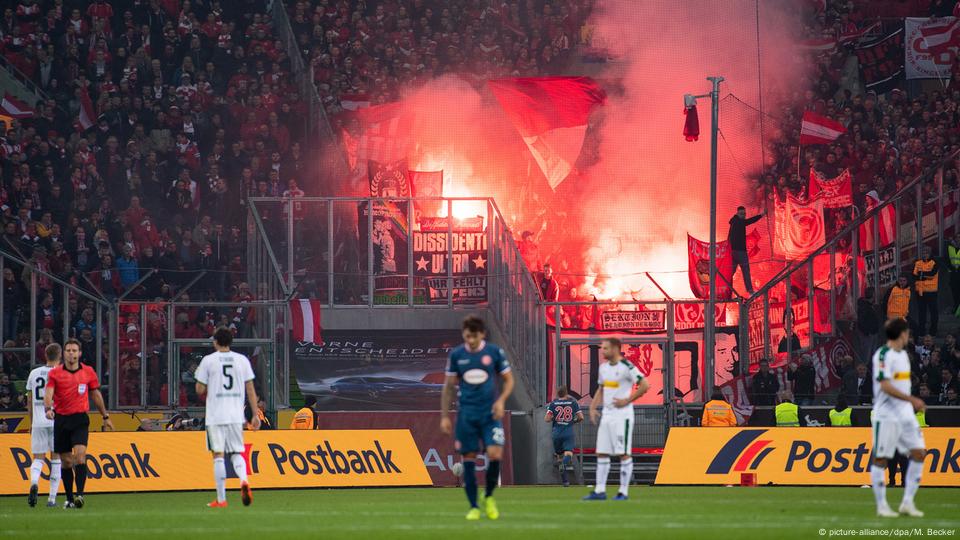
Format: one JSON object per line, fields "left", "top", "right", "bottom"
{"left": 195, "top": 327, "right": 260, "bottom": 508}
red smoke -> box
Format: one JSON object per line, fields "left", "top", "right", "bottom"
{"left": 337, "top": 2, "right": 808, "bottom": 300}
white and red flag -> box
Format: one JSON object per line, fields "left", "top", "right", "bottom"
{"left": 290, "top": 299, "right": 322, "bottom": 343}
{"left": 800, "top": 111, "right": 846, "bottom": 145}
{"left": 859, "top": 190, "right": 896, "bottom": 251}
{"left": 78, "top": 87, "right": 96, "bottom": 130}
{"left": 0, "top": 94, "right": 34, "bottom": 118}
{"left": 488, "top": 77, "right": 606, "bottom": 190}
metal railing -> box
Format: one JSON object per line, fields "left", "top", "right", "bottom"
{"left": 0, "top": 247, "right": 115, "bottom": 393}
{"left": 0, "top": 54, "right": 52, "bottom": 107}
{"left": 744, "top": 149, "right": 960, "bottom": 365}
{"left": 246, "top": 196, "right": 548, "bottom": 400}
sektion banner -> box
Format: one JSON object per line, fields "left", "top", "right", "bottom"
{"left": 1, "top": 430, "right": 431, "bottom": 494}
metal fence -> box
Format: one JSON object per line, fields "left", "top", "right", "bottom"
{"left": 246, "top": 196, "right": 548, "bottom": 401}
{"left": 0, "top": 245, "right": 290, "bottom": 412}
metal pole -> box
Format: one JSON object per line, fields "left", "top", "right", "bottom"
{"left": 327, "top": 202, "right": 334, "bottom": 306}
{"left": 287, "top": 197, "right": 295, "bottom": 290}
{"left": 705, "top": 75, "right": 724, "bottom": 394}
{"left": 937, "top": 167, "right": 945, "bottom": 257}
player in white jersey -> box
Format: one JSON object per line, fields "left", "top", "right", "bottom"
{"left": 583, "top": 337, "right": 649, "bottom": 501}
{"left": 24, "top": 343, "right": 62, "bottom": 507}
{"left": 870, "top": 318, "right": 927, "bottom": 518}
{"left": 195, "top": 327, "right": 260, "bottom": 508}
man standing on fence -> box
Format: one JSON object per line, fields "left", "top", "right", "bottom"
{"left": 727, "top": 206, "right": 764, "bottom": 295}
{"left": 913, "top": 247, "right": 939, "bottom": 336}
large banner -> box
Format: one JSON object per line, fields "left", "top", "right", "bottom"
{"left": 905, "top": 17, "right": 960, "bottom": 80}
{"left": 775, "top": 194, "right": 825, "bottom": 260}
{"left": 1, "top": 430, "right": 431, "bottom": 494}
{"left": 413, "top": 220, "right": 488, "bottom": 304}
{"left": 808, "top": 169, "right": 852, "bottom": 209}
{"left": 721, "top": 336, "right": 849, "bottom": 425}
{"left": 856, "top": 28, "right": 904, "bottom": 93}
{"left": 315, "top": 412, "right": 514, "bottom": 487}
{"left": 293, "top": 330, "right": 460, "bottom": 410}
{"left": 551, "top": 329, "right": 707, "bottom": 405}
{"left": 656, "top": 427, "right": 959, "bottom": 486}
{"left": 687, "top": 234, "right": 734, "bottom": 300}
{"left": 358, "top": 201, "right": 410, "bottom": 296}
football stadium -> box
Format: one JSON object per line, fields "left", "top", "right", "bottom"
{"left": 1, "top": 0, "right": 959, "bottom": 538}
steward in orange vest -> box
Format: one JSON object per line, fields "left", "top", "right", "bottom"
{"left": 702, "top": 390, "right": 737, "bottom": 427}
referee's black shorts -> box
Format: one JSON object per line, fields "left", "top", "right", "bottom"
{"left": 54, "top": 413, "right": 90, "bottom": 454}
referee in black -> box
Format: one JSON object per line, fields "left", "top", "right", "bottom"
{"left": 44, "top": 339, "right": 113, "bottom": 508}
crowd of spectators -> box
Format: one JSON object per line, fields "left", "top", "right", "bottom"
{"left": 0, "top": 0, "right": 314, "bottom": 405}
{"left": 292, "top": 0, "right": 591, "bottom": 117}
{"left": 4, "top": 0, "right": 960, "bottom": 413}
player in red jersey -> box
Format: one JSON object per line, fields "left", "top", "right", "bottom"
{"left": 44, "top": 339, "right": 113, "bottom": 509}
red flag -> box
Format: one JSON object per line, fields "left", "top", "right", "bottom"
{"left": 800, "top": 111, "right": 846, "bottom": 145}
{"left": 808, "top": 168, "right": 853, "bottom": 208}
{"left": 859, "top": 190, "right": 896, "bottom": 251}
{"left": 775, "top": 194, "right": 826, "bottom": 260}
{"left": 78, "top": 87, "right": 96, "bottom": 130}
{"left": 343, "top": 102, "right": 413, "bottom": 186}
{"left": 409, "top": 169, "right": 444, "bottom": 218}
{"left": 488, "top": 77, "right": 606, "bottom": 190}
{"left": 683, "top": 105, "right": 699, "bottom": 142}
{"left": 0, "top": 94, "right": 34, "bottom": 119}
{"left": 290, "top": 299, "right": 322, "bottom": 343}
{"left": 408, "top": 170, "right": 443, "bottom": 198}
{"left": 687, "top": 234, "right": 734, "bottom": 300}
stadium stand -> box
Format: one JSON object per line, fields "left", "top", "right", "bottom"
{"left": 0, "top": 0, "right": 957, "bottom": 418}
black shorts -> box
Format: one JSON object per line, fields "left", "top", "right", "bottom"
{"left": 54, "top": 413, "right": 90, "bottom": 454}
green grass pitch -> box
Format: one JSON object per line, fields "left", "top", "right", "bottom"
{"left": 3, "top": 486, "right": 959, "bottom": 539}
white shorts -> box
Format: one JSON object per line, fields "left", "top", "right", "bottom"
{"left": 595, "top": 415, "right": 633, "bottom": 456}
{"left": 206, "top": 424, "right": 245, "bottom": 454}
{"left": 872, "top": 415, "right": 925, "bottom": 459}
{"left": 31, "top": 426, "right": 54, "bottom": 455}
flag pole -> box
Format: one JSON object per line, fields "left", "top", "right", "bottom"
{"left": 706, "top": 75, "right": 724, "bottom": 397}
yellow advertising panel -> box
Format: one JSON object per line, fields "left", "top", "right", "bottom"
{"left": 0, "top": 429, "right": 431, "bottom": 494}
{"left": 1, "top": 412, "right": 165, "bottom": 433}
{"left": 656, "top": 427, "right": 959, "bottom": 486}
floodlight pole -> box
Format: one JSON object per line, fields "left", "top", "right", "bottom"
{"left": 704, "top": 76, "right": 724, "bottom": 397}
